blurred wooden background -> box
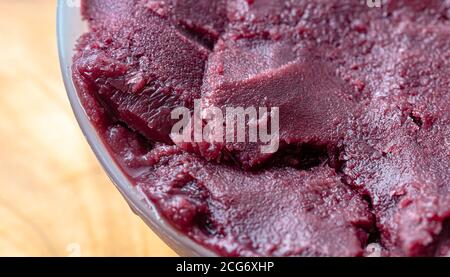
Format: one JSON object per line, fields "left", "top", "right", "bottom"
{"left": 0, "top": 0, "right": 176, "bottom": 257}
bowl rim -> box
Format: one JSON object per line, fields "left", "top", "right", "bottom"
{"left": 56, "top": 0, "right": 216, "bottom": 257}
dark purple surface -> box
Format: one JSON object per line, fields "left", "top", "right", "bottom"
{"left": 73, "top": 0, "right": 450, "bottom": 256}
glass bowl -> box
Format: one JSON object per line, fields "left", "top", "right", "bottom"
{"left": 56, "top": 0, "right": 215, "bottom": 257}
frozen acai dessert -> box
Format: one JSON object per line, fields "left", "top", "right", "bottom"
{"left": 72, "top": 0, "right": 450, "bottom": 256}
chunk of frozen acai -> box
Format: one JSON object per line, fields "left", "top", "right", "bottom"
{"left": 137, "top": 147, "right": 373, "bottom": 256}
{"left": 146, "top": 0, "right": 228, "bottom": 44}
{"left": 197, "top": 41, "right": 355, "bottom": 169}
{"left": 74, "top": 2, "right": 210, "bottom": 144}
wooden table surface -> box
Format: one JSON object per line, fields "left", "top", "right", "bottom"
{"left": 0, "top": 0, "right": 176, "bottom": 257}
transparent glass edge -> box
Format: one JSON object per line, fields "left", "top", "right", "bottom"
{"left": 56, "top": 0, "right": 215, "bottom": 257}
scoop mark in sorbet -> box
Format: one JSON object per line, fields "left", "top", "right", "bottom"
{"left": 171, "top": 100, "right": 280, "bottom": 154}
